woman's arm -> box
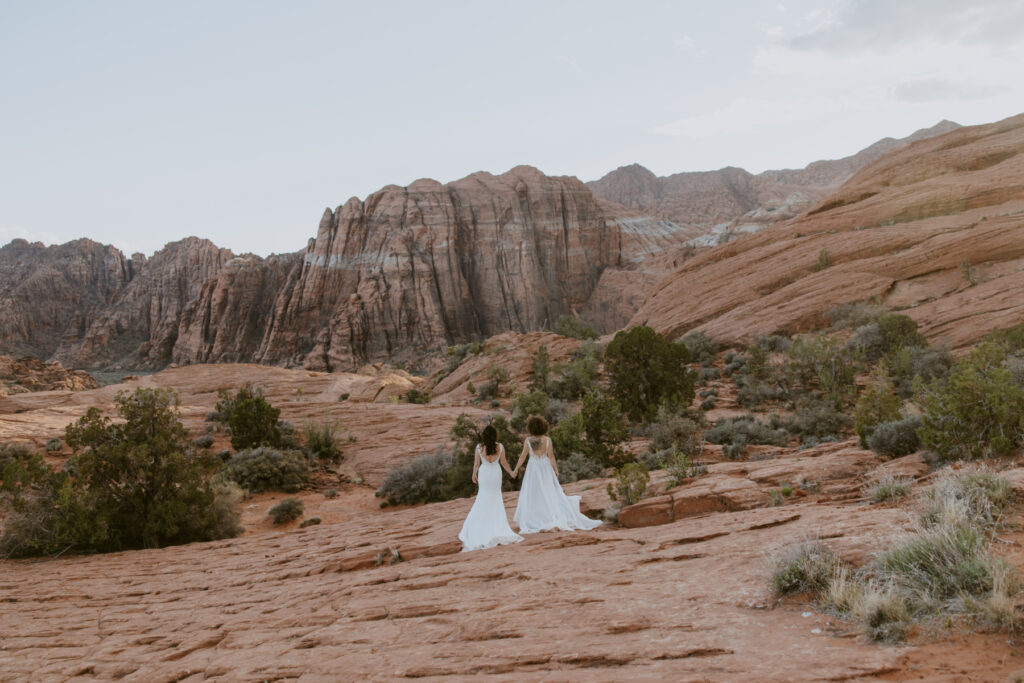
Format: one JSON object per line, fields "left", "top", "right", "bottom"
{"left": 499, "top": 444, "right": 515, "bottom": 477}
{"left": 546, "top": 437, "right": 559, "bottom": 479}
{"left": 471, "top": 445, "right": 481, "bottom": 484}
{"left": 512, "top": 441, "right": 528, "bottom": 477}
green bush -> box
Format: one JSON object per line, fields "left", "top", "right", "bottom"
{"left": 986, "top": 323, "right": 1024, "bottom": 354}
{"left": 917, "top": 343, "right": 1024, "bottom": 461}
{"left": 555, "top": 314, "right": 598, "bottom": 340}
{"left": 579, "top": 390, "right": 629, "bottom": 467}
{"left": 854, "top": 368, "right": 902, "bottom": 447}
{"left": 0, "top": 442, "right": 37, "bottom": 473}
{"left": 660, "top": 447, "right": 705, "bottom": 488}
{"left": 303, "top": 420, "right": 342, "bottom": 463}
{"left": 214, "top": 384, "right": 283, "bottom": 450}
{"left": 887, "top": 344, "right": 952, "bottom": 398}
{"left": 606, "top": 462, "right": 650, "bottom": 506}
{"left": 550, "top": 411, "right": 585, "bottom": 458}
{"left": 826, "top": 301, "right": 885, "bottom": 330}
{"left": 268, "top": 497, "right": 304, "bottom": 524}
{"left": 2, "top": 388, "right": 240, "bottom": 556}
{"left": 193, "top": 434, "right": 215, "bottom": 449}
{"left": 681, "top": 331, "right": 718, "bottom": 366}
{"left": 528, "top": 345, "right": 551, "bottom": 393}
{"left": 787, "top": 334, "right": 856, "bottom": 408}
{"left": 403, "top": 388, "right": 431, "bottom": 404}
{"left": 549, "top": 345, "right": 600, "bottom": 401}
{"left": 44, "top": 438, "right": 62, "bottom": 453}
{"left": 299, "top": 516, "right": 321, "bottom": 528}
{"left": 510, "top": 391, "right": 550, "bottom": 432}
{"left": 706, "top": 415, "right": 788, "bottom": 447}
{"left": 780, "top": 400, "right": 852, "bottom": 440}
{"left": 866, "top": 416, "right": 921, "bottom": 458}
{"left": 222, "top": 447, "right": 310, "bottom": 493}
{"left": 375, "top": 448, "right": 455, "bottom": 506}
{"left": 648, "top": 406, "right": 702, "bottom": 456}
{"left": 604, "top": 325, "right": 695, "bottom": 422}
{"left": 559, "top": 452, "right": 604, "bottom": 483}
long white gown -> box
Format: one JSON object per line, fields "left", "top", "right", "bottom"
{"left": 513, "top": 436, "right": 603, "bottom": 534}
{"left": 458, "top": 445, "right": 524, "bottom": 552}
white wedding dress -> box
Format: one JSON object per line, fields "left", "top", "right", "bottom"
{"left": 458, "top": 445, "right": 524, "bottom": 552}
{"left": 513, "top": 436, "right": 603, "bottom": 534}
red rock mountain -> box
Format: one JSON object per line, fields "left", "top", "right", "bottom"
{"left": 631, "top": 113, "right": 1024, "bottom": 348}
{"left": 0, "top": 167, "right": 688, "bottom": 370}
{"left": 587, "top": 120, "right": 961, "bottom": 235}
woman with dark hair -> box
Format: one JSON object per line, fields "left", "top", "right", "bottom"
{"left": 457, "top": 424, "right": 523, "bottom": 552}
{"left": 511, "top": 415, "right": 602, "bottom": 533}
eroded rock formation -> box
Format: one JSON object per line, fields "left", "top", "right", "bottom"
{"left": 631, "top": 113, "right": 1024, "bottom": 348}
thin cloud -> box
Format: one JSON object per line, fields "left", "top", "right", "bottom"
{"left": 789, "top": 0, "right": 1024, "bottom": 54}
{"left": 894, "top": 78, "right": 1007, "bottom": 102}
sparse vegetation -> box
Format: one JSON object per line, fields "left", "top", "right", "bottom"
{"left": 303, "top": 420, "right": 343, "bottom": 464}
{"left": 769, "top": 540, "right": 840, "bottom": 597}
{"left": 44, "top": 438, "right": 62, "bottom": 453}
{"left": 214, "top": 384, "right": 284, "bottom": 450}
{"left": 528, "top": 345, "right": 551, "bottom": 393}
{"left": 606, "top": 462, "right": 649, "bottom": 506}
{"left": 1, "top": 388, "right": 241, "bottom": 557}
{"left": 268, "top": 497, "right": 304, "bottom": 524}
{"left": 402, "top": 388, "right": 431, "bottom": 404}
{"left": 854, "top": 368, "right": 902, "bottom": 447}
{"left": 555, "top": 314, "right": 598, "bottom": 340}
{"left": 866, "top": 416, "right": 922, "bottom": 458}
{"left": 221, "top": 447, "right": 310, "bottom": 494}
{"left": 813, "top": 248, "right": 831, "bottom": 272}
{"left": 917, "top": 343, "right": 1024, "bottom": 461}
{"left": 865, "top": 473, "right": 912, "bottom": 503}
{"left": 604, "top": 325, "right": 695, "bottom": 421}
{"left": 375, "top": 448, "right": 455, "bottom": 506}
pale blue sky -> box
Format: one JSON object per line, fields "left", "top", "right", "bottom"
{"left": 3, "top": 0, "right": 1022, "bottom": 257}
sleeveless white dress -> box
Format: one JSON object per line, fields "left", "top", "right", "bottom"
{"left": 513, "top": 436, "right": 603, "bottom": 534}
{"left": 458, "top": 444, "right": 524, "bottom": 552}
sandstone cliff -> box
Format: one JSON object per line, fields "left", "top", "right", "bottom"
{"left": 0, "top": 168, "right": 690, "bottom": 370}
{"left": 631, "top": 113, "right": 1024, "bottom": 348}
{"left": 588, "top": 120, "right": 961, "bottom": 237}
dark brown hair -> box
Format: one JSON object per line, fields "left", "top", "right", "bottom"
{"left": 526, "top": 415, "right": 549, "bottom": 436}
{"left": 481, "top": 424, "right": 498, "bottom": 455}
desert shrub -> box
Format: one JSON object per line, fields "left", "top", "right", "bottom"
{"left": 660, "top": 447, "right": 705, "bottom": 488}
{"left": 854, "top": 368, "right": 902, "bottom": 446}
{"left": 222, "top": 447, "right": 310, "bottom": 493}
{"left": 780, "top": 400, "right": 852, "bottom": 440}
{"left": 324, "top": 488, "right": 338, "bottom": 499}
{"left": 549, "top": 345, "right": 601, "bottom": 401}
{"left": 887, "top": 344, "right": 952, "bottom": 397}
{"left": 299, "top": 516, "right": 321, "bottom": 528}
{"left": 698, "top": 398, "right": 715, "bottom": 411}
{"left": 1005, "top": 355, "right": 1024, "bottom": 386}
{"left": 559, "top": 452, "right": 604, "bottom": 483}
{"left": 867, "top": 416, "right": 921, "bottom": 458}
{"left": 487, "top": 366, "right": 510, "bottom": 397}
{"left": 303, "top": 420, "right": 342, "bottom": 463}
{"left": 916, "top": 343, "right": 1024, "bottom": 461}
{"left": 376, "top": 448, "right": 455, "bottom": 506}
{"left": 706, "top": 415, "right": 788, "bottom": 447}
{"left": 648, "top": 406, "right": 702, "bottom": 456}
{"left": 510, "top": 391, "right": 550, "bottom": 432}
{"left": 268, "top": 497, "right": 304, "bottom": 524}
{"left": 403, "top": 388, "right": 431, "bottom": 404}
{"left": 606, "top": 462, "right": 649, "bottom": 506}
{"left": 845, "top": 323, "right": 885, "bottom": 361}
{"left": 755, "top": 333, "right": 793, "bottom": 353}
{"left": 681, "top": 331, "right": 718, "bottom": 366}
{"left": 986, "top": 323, "right": 1024, "bottom": 354}
{"left": 735, "top": 376, "right": 786, "bottom": 408}
{"left": 550, "top": 411, "right": 585, "bottom": 458}
{"left": 865, "top": 474, "right": 913, "bottom": 503}
{"left": 3, "top": 388, "right": 240, "bottom": 556}
{"left": 579, "top": 390, "right": 630, "bottom": 467}
{"left": 193, "top": 434, "right": 215, "bottom": 449}
{"left": 769, "top": 540, "right": 840, "bottom": 597}
{"left": 722, "top": 351, "right": 746, "bottom": 377}
{"left": 528, "top": 345, "right": 551, "bottom": 393}
{"left": 214, "top": 384, "right": 283, "bottom": 450}
{"left": 604, "top": 325, "right": 695, "bottom": 421}
{"left": 44, "top": 438, "right": 62, "bottom": 453}
{"left": 697, "top": 367, "right": 721, "bottom": 383}
{"left": 826, "top": 301, "right": 885, "bottom": 330}
{"left": 813, "top": 248, "right": 831, "bottom": 272}
{"left": 0, "top": 442, "right": 37, "bottom": 473}
{"left": 877, "top": 524, "right": 994, "bottom": 604}
{"left": 555, "top": 314, "right": 598, "bottom": 340}
{"left": 443, "top": 342, "right": 485, "bottom": 375}
{"left": 787, "top": 333, "right": 857, "bottom": 408}
{"left": 917, "top": 467, "right": 1012, "bottom": 532}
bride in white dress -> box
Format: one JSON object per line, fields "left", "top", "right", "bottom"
{"left": 458, "top": 425, "right": 524, "bottom": 552}
{"left": 512, "top": 415, "right": 602, "bottom": 534}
